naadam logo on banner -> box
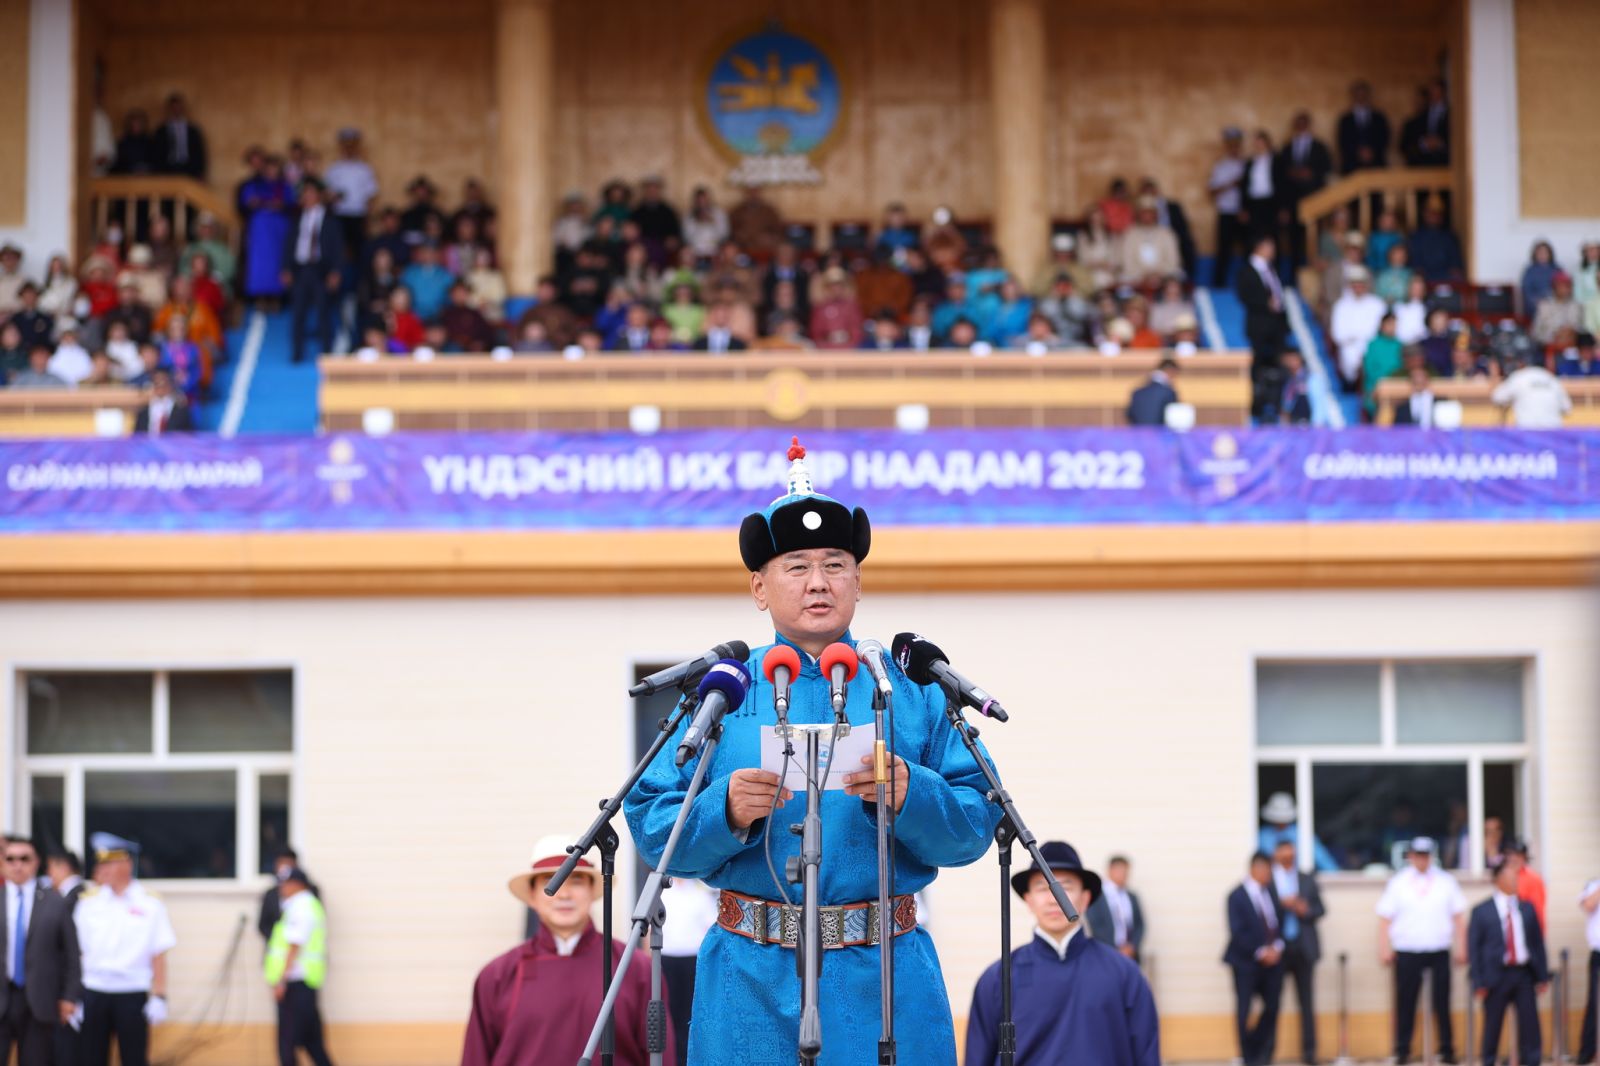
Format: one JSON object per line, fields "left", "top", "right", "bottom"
{"left": 700, "top": 23, "right": 844, "bottom": 187}
{"left": 1196, "top": 433, "right": 1251, "bottom": 499}
{"left": 315, "top": 438, "right": 368, "bottom": 504}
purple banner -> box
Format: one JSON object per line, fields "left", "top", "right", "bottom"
{"left": 1, "top": 428, "right": 1595, "bottom": 534}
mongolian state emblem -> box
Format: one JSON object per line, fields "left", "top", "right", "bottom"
{"left": 699, "top": 24, "right": 844, "bottom": 187}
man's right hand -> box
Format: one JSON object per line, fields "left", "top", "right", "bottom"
{"left": 726, "top": 769, "right": 791, "bottom": 831}
{"left": 1380, "top": 944, "right": 1396, "bottom": 966}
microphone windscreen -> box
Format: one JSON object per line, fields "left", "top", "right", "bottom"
{"left": 697, "top": 658, "right": 752, "bottom": 711}
{"left": 819, "top": 642, "right": 859, "bottom": 682}
{"left": 716, "top": 640, "right": 752, "bottom": 663}
{"left": 762, "top": 644, "right": 802, "bottom": 684}
{"left": 891, "top": 632, "right": 947, "bottom": 687}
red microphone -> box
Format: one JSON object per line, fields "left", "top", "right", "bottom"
{"left": 762, "top": 645, "right": 802, "bottom": 721}
{"left": 819, "top": 642, "right": 859, "bottom": 716}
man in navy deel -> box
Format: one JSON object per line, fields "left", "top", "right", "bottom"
{"left": 966, "top": 841, "right": 1160, "bottom": 1066}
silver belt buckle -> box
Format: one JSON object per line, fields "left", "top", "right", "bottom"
{"left": 866, "top": 901, "right": 881, "bottom": 945}
{"left": 751, "top": 899, "right": 768, "bottom": 945}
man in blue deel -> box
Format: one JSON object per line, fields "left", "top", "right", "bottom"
{"left": 966, "top": 841, "right": 1161, "bottom": 1066}
{"left": 625, "top": 437, "right": 1000, "bottom": 1065}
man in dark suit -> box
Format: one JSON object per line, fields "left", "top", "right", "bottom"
{"left": 1224, "top": 852, "right": 1287, "bottom": 1066}
{"left": 1127, "top": 360, "right": 1179, "bottom": 427}
{"left": 1470, "top": 859, "right": 1549, "bottom": 1066}
{"left": 45, "top": 850, "right": 85, "bottom": 1066}
{"left": 1275, "top": 113, "right": 1333, "bottom": 269}
{"left": 282, "top": 178, "right": 347, "bottom": 363}
{"left": 1087, "top": 854, "right": 1147, "bottom": 963}
{"left": 1271, "top": 840, "right": 1326, "bottom": 1064}
{"left": 690, "top": 302, "right": 748, "bottom": 353}
{"left": 132, "top": 369, "right": 197, "bottom": 435}
{"left": 1336, "top": 80, "right": 1391, "bottom": 175}
{"left": 1237, "top": 233, "right": 1290, "bottom": 419}
{"left": 0, "top": 836, "right": 82, "bottom": 1066}
{"left": 156, "top": 93, "right": 207, "bottom": 180}
{"left": 1401, "top": 79, "right": 1450, "bottom": 168}
{"left": 1139, "top": 178, "right": 1198, "bottom": 282}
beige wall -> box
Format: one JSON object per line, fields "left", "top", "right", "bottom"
{"left": 0, "top": 0, "right": 30, "bottom": 227}
{"left": 3, "top": 583, "right": 1597, "bottom": 1063}
{"left": 1515, "top": 0, "right": 1600, "bottom": 219}
{"left": 91, "top": 0, "right": 496, "bottom": 211}
{"left": 88, "top": 0, "right": 1449, "bottom": 257}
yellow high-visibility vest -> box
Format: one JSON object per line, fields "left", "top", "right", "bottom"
{"left": 264, "top": 893, "right": 327, "bottom": 990}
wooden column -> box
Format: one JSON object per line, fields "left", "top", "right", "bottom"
{"left": 988, "top": 0, "right": 1049, "bottom": 287}
{"left": 495, "top": 0, "right": 554, "bottom": 295}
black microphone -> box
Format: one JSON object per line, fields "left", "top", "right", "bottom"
{"left": 674, "top": 659, "right": 753, "bottom": 766}
{"left": 856, "top": 639, "right": 893, "bottom": 698}
{"left": 630, "top": 640, "right": 750, "bottom": 697}
{"left": 891, "top": 633, "right": 1009, "bottom": 722}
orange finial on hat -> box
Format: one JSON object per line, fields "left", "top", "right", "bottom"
{"left": 788, "top": 436, "right": 806, "bottom": 461}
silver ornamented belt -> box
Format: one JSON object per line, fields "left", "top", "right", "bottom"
{"left": 716, "top": 889, "right": 917, "bottom": 949}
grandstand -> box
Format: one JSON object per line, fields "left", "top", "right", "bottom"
{"left": 1, "top": 0, "right": 1598, "bottom": 1063}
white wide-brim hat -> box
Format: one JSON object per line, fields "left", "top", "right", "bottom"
{"left": 1260, "top": 791, "right": 1299, "bottom": 824}
{"left": 508, "top": 833, "right": 600, "bottom": 905}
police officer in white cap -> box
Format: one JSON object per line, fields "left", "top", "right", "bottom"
{"left": 74, "top": 833, "right": 177, "bottom": 1066}
{"left": 1376, "top": 836, "right": 1466, "bottom": 1064}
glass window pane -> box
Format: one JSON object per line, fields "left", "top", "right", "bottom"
{"left": 26, "top": 672, "right": 153, "bottom": 754}
{"left": 259, "top": 774, "right": 290, "bottom": 876}
{"left": 1310, "top": 762, "right": 1468, "bottom": 872}
{"left": 1395, "top": 660, "right": 1524, "bottom": 744}
{"left": 29, "top": 775, "right": 65, "bottom": 857}
{"left": 1256, "top": 662, "right": 1381, "bottom": 745}
{"left": 86, "top": 770, "right": 237, "bottom": 879}
{"left": 169, "top": 671, "right": 293, "bottom": 753}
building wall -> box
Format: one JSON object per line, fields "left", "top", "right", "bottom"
{"left": 89, "top": 0, "right": 1446, "bottom": 256}
{"left": 91, "top": 0, "right": 497, "bottom": 214}
{"left": 3, "top": 584, "right": 1596, "bottom": 1063}
{"left": 0, "top": 0, "right": 30, "bottom": 228}
{"left": 1515, "top": 0, "right": 1600, "bottom": 220}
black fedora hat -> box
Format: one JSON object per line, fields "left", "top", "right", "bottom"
{"left": 1011, "top": 840, "right": 1102, "bottom": 904}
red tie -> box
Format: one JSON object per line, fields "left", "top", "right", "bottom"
{"left": 1504, "top": 903, "right": 1518, "bottom": 965}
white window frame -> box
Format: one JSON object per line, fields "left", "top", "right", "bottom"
{"left": 1252, "top": 654, "right": 1538, "bottom": 881}
{"left": 11, "top": 662, "right": 299, "bottom": 893}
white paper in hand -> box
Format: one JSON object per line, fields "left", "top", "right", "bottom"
{"left": 759, "top": 725, "right": 874, "bottom": 792}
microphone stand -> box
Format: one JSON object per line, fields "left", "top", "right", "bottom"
{"left": 576, "top": 712, "right": 723, "bottom": 1066}
{"left": 785, "top": 723, "right": 837, "bottom": 1064}
{"left": 872, "top": 681, "right": 897, "bottom": 1066}
{"left": 937, "top": 689, "right": 1078, "bottom": 1066}
{"left": 550, "top": 686, "right": 700, "bottom": 1066}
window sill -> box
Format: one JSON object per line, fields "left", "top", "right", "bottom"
{"left": 134, "top": 878, "right": 272, "bottom": 897}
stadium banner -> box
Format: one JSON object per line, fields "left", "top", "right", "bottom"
{"left": 2, "top": 428, "right": 1596, "bottom": 534}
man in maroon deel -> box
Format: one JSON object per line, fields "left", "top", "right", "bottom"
{"left": 460, "top": 835, "right": 675, "bottom": 1066}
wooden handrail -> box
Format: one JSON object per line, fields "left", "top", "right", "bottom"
{"left": 1372, "top": 377, "right": 1600, "bottom": 427}
{"left": 1297, "top": 167, "right": 1454, "bottom": 227}
{"left": 84, "top": 176, "right": 240, "bottom": 259}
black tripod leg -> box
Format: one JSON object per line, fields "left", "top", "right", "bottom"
{"left": 996, "top": 817, "right": 1018, "bottom": 1066}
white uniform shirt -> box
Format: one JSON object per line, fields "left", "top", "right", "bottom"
{"left": 1209, "top": 157, "right": 1246, "bottom": 214}
{"left": 1376, "top": 865, "right": 1466, "bottom": 952}
{"left": 1492, "top": 366, "right": 1572, "bottom": 428}
{"left": 1492, "top": 890, "right": 1530, "bottom": 964}
{"left": 75, "top": 881, "right": 178, "bottom": 993}
{"left": 1101, "top": 881, "right": 1134, "bottom": 946}
{"left": 1247, "top": 154, "right": 1275, "bottom": 198}
{"left": 323, "top": 159, "right": 379, "bottom": 218}
{"left": 660, "top": 880, "right": 720, "bottom": 958}
{"left": 1582, "top": 879, "right": 1600, "bottom": 951}
{"left": 7, "top": 880, "right": 37, "bottom": 981}
{"left": 279, "top": 890, "right": 318, "bottom": 980}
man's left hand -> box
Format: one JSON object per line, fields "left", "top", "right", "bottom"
{"left": 273, "top": 980, "right": 287, "bottom": 1003}
{"left": 1119, "top": 944, "right": 1137, "bottom": 959}
{"left": 843, "top": 755, "right": 909, "bottom": 813}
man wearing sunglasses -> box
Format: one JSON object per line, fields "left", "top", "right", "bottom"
{"left": 0, "top": 835, "right": 82, "bottom": 1066}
